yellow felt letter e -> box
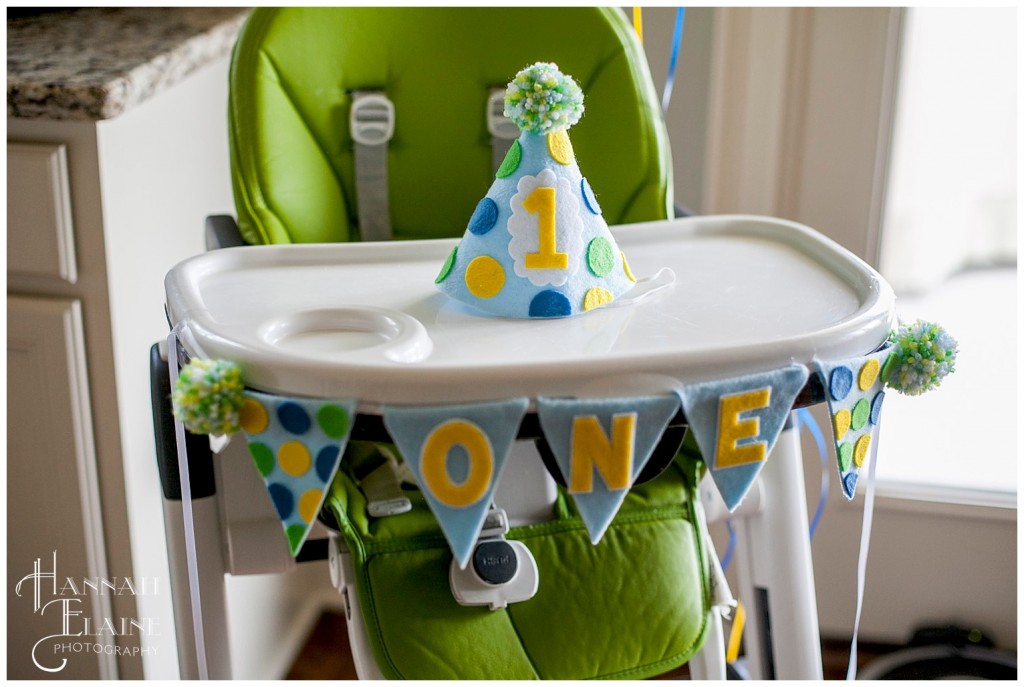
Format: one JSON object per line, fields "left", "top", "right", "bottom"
{"left": 716, "top": 389, "right": 771, "bottom": 468}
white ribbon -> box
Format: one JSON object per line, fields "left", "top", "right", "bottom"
{"left": 846, "top": 426, "right": 880, "bottom": 680}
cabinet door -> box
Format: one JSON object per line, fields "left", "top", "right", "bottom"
{"left": 7, "top": 296, "right": 116, "bottom": 679}
{"left": 7, "top": 143, "right": 78, "bottom": 284}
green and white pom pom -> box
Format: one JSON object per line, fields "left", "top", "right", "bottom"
{"left": 172, "top": 358, "right": 245, "bottom": 435}
{"left": 884, "top": 320, "right": 958, "bottom": 396}
{"left": 504, "top": 61, "right": 584, "bottom": 134}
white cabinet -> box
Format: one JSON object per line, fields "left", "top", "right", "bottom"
{"left": 7, "top": 297, "right": 113, "bottom": 679}
{"left": 6, "top": 56, "right": 234, "bottom": 679}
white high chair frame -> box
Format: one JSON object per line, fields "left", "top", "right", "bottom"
{"left": 158, "top": 215, "right": 895, "bottom": 680}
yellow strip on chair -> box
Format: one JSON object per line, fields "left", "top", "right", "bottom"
{"left": 633, "top": 7, "right": 643, "bottom": 44}
{"left": 726, "top": 599, "right": 746, "bottom": 664}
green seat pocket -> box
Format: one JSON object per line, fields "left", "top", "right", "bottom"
{"left": 324, "top": 447, "right": 712, "bottom": 680}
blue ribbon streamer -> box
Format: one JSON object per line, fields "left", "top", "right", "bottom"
{"left": 661, "top": 8, "right": 686, "bottom": 113}
{"left": 721, "top": 408, "right": 829, "bottom": 575}
{"left": 720, "top": 518, "right": 737, "bottom": 571}
{"left": 796, "top": 408, "right": 829, "bottom": 541}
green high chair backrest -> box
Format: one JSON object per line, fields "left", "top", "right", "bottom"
{"left": 228, "top": 7, "right": 673, "bottom": 245}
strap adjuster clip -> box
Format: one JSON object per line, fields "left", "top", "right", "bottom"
{"left": 350, "top": 92, "right": 395, "bottom": 146}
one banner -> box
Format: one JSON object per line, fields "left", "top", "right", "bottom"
{"left": 814, "top": 345, "right": 893, "bottom": 499}
{"left": 382, "top": 399, "right": 529, "bottom": 569}
{"left": 536, "top": 395, "right": 681, "bottom": 544}
{"left": 677, "top": 365, "right": 809, "bottom": 511}
{"left": 238, "top": 391, "right": 357, "bottom": 556}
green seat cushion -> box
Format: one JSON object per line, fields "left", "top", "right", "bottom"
{"left": 325, "top": 448, "right": 710, "bottom": 680}
{"left": 229, "top": 7, "right": 673, "bottom": 245}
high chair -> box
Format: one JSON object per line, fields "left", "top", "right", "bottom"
{"left": 153, "top": 6, "right": 895, "bottom": 680}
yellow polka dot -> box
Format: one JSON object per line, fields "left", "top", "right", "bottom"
{"left": 858, "top": 358, "right": 880, "bottom": 390}
{"left": 547, "top": 130, "right": 575, "bottom": 165}
{"left": 622, "top": 253, "right": 637, "bottom": 283}
{"left": 278, "top": 441, "right": 311, "bottom": 476}
{"left": 834, "top": 409, "right": 851, "bottom": 441}
{"left": 298, "top": 488, "right": 323, "bottom": 524}
{"left": 239, "top": 398, "right": 269, "bottom": 435}
{"left": 465, "top": 255, "right": 505, "bottom": 298}
{"left": 853, "top": 434, "right": 871, "bottom": 467}
{"left": 583, "top": 287, "right": 614, "bottom": 311}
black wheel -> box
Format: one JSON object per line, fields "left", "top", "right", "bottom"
{"left": 859, "top": 644, "right": 1017, "bottom": 680}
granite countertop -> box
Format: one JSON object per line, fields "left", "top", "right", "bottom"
{"left": 7, "top": 7, "right": 248, "bottom": 121}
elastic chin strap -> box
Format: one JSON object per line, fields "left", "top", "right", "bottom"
{"left": 604, "top": 267, "right": 676, "bottom": 309}
{"left": 847, "top": 427, "right": 881, "bottom": 680}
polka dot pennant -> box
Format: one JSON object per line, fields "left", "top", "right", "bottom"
{"left": 814, "top": 344, "right": 894, "bottom": 499}
{"left": 239, "top": 391, "right": 357, "bottom": 556}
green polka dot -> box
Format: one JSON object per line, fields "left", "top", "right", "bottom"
{"left": 285, "top": 524, "right": 307, "bottom": 555}
{"left": 586, "top": 237, "right": 615, "bottom": 277}
{"left": 837, "top": 442, "right": 853, "bottom": 472}
{"left": 317, "top": 404, "right": 350, "bottom": 439}
{"left": 249, "top": 442, "right": 275, "bottom": 477}
{"left": 496, "top": 140, "right": 521, "bottom": 178}
{"left": 880, "top": 351, "right": 895, "bottom": 385}
{"left": 435, "top": 245, "right": 457, "bottom": 284}
{"left": 851, "top": 397, "right": 870, "bottom": 431}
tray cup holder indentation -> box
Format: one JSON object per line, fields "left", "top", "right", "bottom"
{"left": 259, "top": 307, "right": 432, "bottom": 363}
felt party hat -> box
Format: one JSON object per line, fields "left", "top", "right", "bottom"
{"left": 435, "top": 62, "right": 639, "bottom": 318}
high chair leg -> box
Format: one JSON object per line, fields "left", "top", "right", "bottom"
{"left": 730, "top": 418, "right": 823, "bottom": 679}
{"left": 687, "top": 609, "right": 727, "bottom": 679}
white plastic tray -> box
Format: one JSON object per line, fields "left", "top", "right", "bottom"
{"left": 165, "top": 215, "right": 895, "bottom": 407}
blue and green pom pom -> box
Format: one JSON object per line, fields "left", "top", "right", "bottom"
{"left": 504, "top": 62, "right": 584, "bottom": 134}
{"left": 884, "top": 320, "right": 958, "bottom": 396}
{"left": 172, "top": 358, "right": 245, "bottom": 435}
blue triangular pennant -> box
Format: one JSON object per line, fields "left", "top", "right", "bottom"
{"left": 383, "top": 399, "right": 529, "bottom": 569}
{"left": 677, "top": 365, "right": 809, "bottom": 511}
{"left": 238, "top": 391, "right": 356, "bottom": 556}
{"left": 536, "top": 395, "right": 681, "bottom": 544}
{"left": 814, "top": 344, "right": 894, "bottom": 499}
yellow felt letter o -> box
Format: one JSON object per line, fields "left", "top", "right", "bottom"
{"left": 420, "top": 420, "right": 494, "bottom": 508}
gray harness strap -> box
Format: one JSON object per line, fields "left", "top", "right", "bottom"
{"left": 350, "top": 92, "right": 395, "bottom": 242}
{"left": 487, "top": 87, "right": 519, "bottom": 175}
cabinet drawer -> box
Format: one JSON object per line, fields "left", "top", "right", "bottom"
{"left": 7, "top": 142, "right": 77, "bottom": 284}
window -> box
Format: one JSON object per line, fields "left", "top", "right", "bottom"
{"left": 876, "top": 7, "right": 1017, "bottom": 504}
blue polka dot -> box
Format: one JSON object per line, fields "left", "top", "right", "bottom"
{"left": 869, "top": 391, "right": 884, "bottom": 426}
{"left": 842, "top": 472, "right": 859, "bottom": 498}
{"left": 581, "top": 178, "right": 602, "bottom": 215}
{"left": 829, "top": 366, "right": 854, "bottom": 402}
{"left": 529, "top": 290, "right": 572, "bottom": 318}
{"left": 468, "top": 197, "right": 498, "bottom": 235}
{"left": 268, "top": 483, "right": 294, "bottom": 519}
{"left": 316, "top": 445, "right": 340, "bottom": 483}
{"left": 278, "top": 402, "right": 311, "bottom": 434}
